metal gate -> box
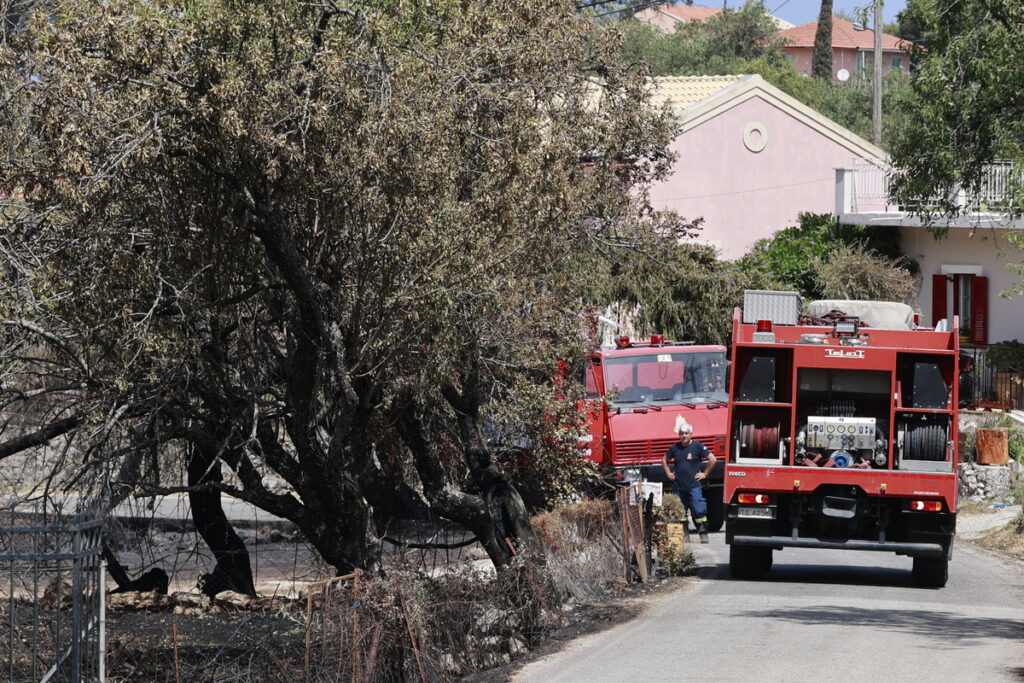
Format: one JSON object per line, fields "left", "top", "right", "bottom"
{"left": 1, "top": 501, "right": 105, "bottom": 682}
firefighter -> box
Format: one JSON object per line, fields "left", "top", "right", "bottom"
{"left": 662, "top": 416, "right": 717, "bottom": 543}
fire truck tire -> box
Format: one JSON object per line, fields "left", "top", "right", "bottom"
{"left": 911, "top": 556, "right": 948, "bottom": 588}
{"left": 729, "top": 545, "right": 772, "bottom": 579}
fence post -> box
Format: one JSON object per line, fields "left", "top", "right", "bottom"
{"left": 99, "top": 560, "right": 106, "bottom": 683}
{"left": 72, "top": 520, "right": 82, "bottom": 682}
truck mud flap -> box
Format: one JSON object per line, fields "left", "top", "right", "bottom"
{"left": 731, "top": 535, "right": 947, "bottom": 557}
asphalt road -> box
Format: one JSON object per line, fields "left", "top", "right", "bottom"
{"left": 515, "top": 527, "right": 1024, "bottom": 682}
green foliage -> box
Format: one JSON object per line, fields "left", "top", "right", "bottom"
{"left": 615, "top": 3, "right": 921, "bottom": 155}
{"left": 655, "top": 532, "right": 696, "bottom": 576}
{"left": 1010, "top": 430, "right": 1024, "bottom": 464}
{"left": 735, "top": 213, "right": 915, "bottom": 299}
{"left": 1011, "top": 486, "right": 1024, "bottom": 506}
{"left": 961, "top": 430, "right": 977, "bottom": 462}
{"left": 652, "top": 494, "right": 695, "bottom": 575}
{"left": 656, "top": 492, "right": 686, "bottom": 523}
{"left": 988, "top": 341, "right": 1024, "bottom": 373}
{"left": 585, "top": 224, "right": 774, "bottom": 345}
{"left": 812, "top": 0, "right": 834, "bottom": 80}
{"left": 617, "top": 1, "right": 786, "bottom": 77}
{"left": 889, "top": 0, "right": 1024, "bottom": 219}
{"left": 737, "top": 213, "right": 836, "bottom": 295}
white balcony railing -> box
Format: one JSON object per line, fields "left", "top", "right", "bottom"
{"left": 837, "top": 160, "right": 1021, "bottom": 219}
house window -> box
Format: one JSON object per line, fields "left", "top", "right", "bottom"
{"left": 783, "top": 53, "right": 794, "bottom": 66}
{"left": 932, "top": 270, "right": 987, "bottom": 344}
{"left": 891, "top": 55, "right": 902, "bottom": 70}
{"left": 856, "top": 52, "right": 870, "bottom": 76}
{"left": 956, "top": 274, "right": 973, "bottom": 339}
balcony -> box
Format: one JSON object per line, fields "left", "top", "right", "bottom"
{"left": 835, "top": 161, "right": 1024, "bottom": 229}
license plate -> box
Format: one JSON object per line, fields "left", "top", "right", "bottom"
{"left": 737, "top": 506, "right": 772, "bottom": 519}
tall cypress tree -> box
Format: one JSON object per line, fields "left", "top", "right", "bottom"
{"left": 812, "top": 0, "right": 834, "bottom": 80}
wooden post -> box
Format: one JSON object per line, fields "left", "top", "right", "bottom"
{"left": 352, "top": 569, "right": 361, "bottom": 683}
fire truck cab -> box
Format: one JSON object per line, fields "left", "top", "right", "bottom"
{"left": 578, "top": 334, "right": 729, "bottom": 530}
{"left": 725, "top": 291, "right": 959, "bottom": 587}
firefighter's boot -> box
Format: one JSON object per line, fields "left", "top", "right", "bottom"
{"left": 698, "top": 521, "right": 709, "bottom": 544}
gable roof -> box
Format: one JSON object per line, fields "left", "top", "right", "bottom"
{"left": 653, "top": 74, "right": 886, "bottom": 161}
{"left": 650, "top": 74, "right": 744, "bottom": 111}
{"left": 778, "top": 17, "right": 910, "bottom": 51}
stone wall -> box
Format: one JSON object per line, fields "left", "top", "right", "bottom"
{"left": 958, "top": 461, "right": 1023, "bottom": 502}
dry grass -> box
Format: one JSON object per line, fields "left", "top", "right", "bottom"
{"left": 973, "top": 511, "right": 1024, "bottom": 560}
{"left": 533, "top": 499, "right": 623, "bottom": 601}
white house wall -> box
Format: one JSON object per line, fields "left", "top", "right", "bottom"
{"left": 901, "top": 225, "right": 1024, "bottom": 342}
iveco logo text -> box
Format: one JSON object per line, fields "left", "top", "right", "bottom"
{"left": 826, "top": 349, "right": 865, "bottom": 359}
{"left": 728, "top": 471, "right": 747, "bottom": 477}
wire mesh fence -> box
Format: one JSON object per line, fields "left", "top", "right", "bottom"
{"left": 0, "top": 499, "right": 105, "bottom": 682}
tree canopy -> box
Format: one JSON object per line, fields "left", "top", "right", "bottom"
{"left": 735, "top": 213, "right": 915, "bottom": 302}
{"left": 614, "top": 1, "right": 918, "bottom": 153}
{"left": 889, "top": 0, "right": 1024, "bottom": 218}
{"left": 0, "top": 0, "right": 678, "bottom": 580}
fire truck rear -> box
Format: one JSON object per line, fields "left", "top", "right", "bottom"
{"left": 725, "top": 291, "right": 959, "bottom": 587}
{"left": 578, "top": 334, "right": 729, "bottom": 530}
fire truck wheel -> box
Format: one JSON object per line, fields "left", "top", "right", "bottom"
{"left": 729, "top": 545, "right": 772, "bottom": 579}
{"left": 911, "top": 556, "right": 948, "bottom": 588}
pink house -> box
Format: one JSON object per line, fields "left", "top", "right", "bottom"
{"left": 777, "top": 17, "right": 912, "bottom": 85}
{"left": 647, "top": 74, "right": 886, "bottom": 260}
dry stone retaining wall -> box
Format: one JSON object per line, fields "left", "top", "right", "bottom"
{"left": 958, "top": 461, "right": 1023, "bottom": 502}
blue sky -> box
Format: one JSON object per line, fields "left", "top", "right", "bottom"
{"left": 695, "top": 1, "right": 908, "bottom": 28}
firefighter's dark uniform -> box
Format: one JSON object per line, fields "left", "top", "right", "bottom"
{"left": 665, "top": 439, "right": 713, "bottom": 539}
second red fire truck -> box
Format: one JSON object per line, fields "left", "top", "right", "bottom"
{"left": 577, "top": 334, "right": 729, "bottom": 530}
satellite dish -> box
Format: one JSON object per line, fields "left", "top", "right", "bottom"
{"left": 837, "top": 68, "right": 850, "bottom": 82}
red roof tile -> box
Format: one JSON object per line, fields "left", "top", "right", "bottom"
{"left": 778, "top": 16, "right": 910, "bottom": 51}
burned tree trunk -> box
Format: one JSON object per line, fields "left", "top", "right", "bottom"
{"left": 396, "top": 379, "right": 541, "bottom": 570}
{"left": 188, "top": 443, "right": 257, "bottom": 597}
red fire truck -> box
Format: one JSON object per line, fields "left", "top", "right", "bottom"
{"left": 577, "top": 334, "right": 729, "bottom": 530}
{"left": 724, "top": 291, "right": 959, "bottom": 587}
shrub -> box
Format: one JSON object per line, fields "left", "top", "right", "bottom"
{"left": 812, "top": 242, "right": 916, "bottom": 302}
{"left": 532, "top": 500, "right": 622, "bottom": 601}
{"left": 989, "top": 340, "right": 1024, "bottom": 373}
{"left": 656, "top": 492, "right": 686, "bottom": 524}
{"left": 960, "top": 430, "right": 977, "bottom": 462}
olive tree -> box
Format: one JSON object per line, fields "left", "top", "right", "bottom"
{"left": 0, "top": 0, "right": 677, "bottom": 584}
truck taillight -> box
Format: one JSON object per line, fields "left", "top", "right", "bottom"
{"left": 910, "top": 500, "right": 943, "bottom": 512}
{"left": 738, "top": 493, "right": 770, "bottom": 505}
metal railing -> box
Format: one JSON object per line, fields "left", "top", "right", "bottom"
{"left": 847, "top": 160, "right": 1019, "bottom": 216}
{"left": 1, "top": 501, "right": 105, "bottom": 682}
{"left": 849, "top": 159, "right": 892, "bottom": 213}
{"left": 960, "top": 345, "right": 1024, "bottom": 410}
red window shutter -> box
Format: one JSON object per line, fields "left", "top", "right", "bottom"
{"left": 931, "top": 274, "right": 947, "bottom": 326}
{"left": 971, "top": 275, "right": 988, "bottom": 344}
